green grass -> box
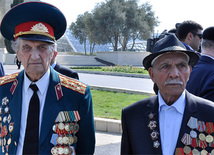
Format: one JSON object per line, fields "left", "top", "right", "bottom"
{"left": 71, "top": 65, "right": 149, "bottom": 75}
{"left": 91, "top": 89, "right": 149, "bottom": 120}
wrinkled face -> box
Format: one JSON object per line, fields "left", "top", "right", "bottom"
{"left": 17, "top": 39, "right": 54, "bottom": 81}
{"left": 149, "top": 52, "right": 192, "bottom": 99}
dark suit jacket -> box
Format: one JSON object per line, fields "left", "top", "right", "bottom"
{"left": 121, "top": 91, "right": 214, "bottom": 154}
{"left": 186, "top": 55, "right": 214, "bottom": 102}
{"left": 0, "top": 67, "right": 95, "bottom": 154}
{"left": 54, "top": 63, "right": 79, "bottom": 80}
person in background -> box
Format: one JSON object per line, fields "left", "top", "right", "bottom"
{"left": 186, "top": 27, "right": 214, "bottom": 102}
{"left": 50, "top": 49, "right": 79, "bottom": 79}
{"left": 0, "top": 61, "right": 5, "bottom": 77}
{"left": 14, "top": 55, "right": 21, "bottom": 69}
{"left": 176, "top": 20, "right": 203, "bottom": 53}
{"left": 121, "top": 34, "right": 214, "bottom": 155}
{"left": 0, "top": 1, "right": 95, "bottom": 154}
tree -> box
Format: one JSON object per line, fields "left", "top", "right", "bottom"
{"left": 70, "top": 13, "right": 88, "bottom": 55}
{"left": 70, "top": 0, "right": 158, "bottom": 52}
{"left": 4, "top": 0, "right": 24, "bottom": 54}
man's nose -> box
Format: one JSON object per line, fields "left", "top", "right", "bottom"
{"left": 169, "top": 66, "right": 179, "bottom": 78}
{"left": 30, "top": 48, "right": 40, "bottom": 60}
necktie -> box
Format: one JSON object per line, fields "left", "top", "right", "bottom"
{"left": 23, "top": 84, "right": 39, "bottom": 154}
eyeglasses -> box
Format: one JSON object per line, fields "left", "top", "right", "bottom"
{"left": 192, "top": 33, "right": 202, "bottom": 39}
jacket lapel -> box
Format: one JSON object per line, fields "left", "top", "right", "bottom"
{"left": 145, "top": 96, "right": 162, "bottom": 154}
{"left": 39, "top": 68, "right": 62, "bottom": 146}
{"left": 8, "top": 71, "right": 24, "bottom": 153}
{"left": 175, "top": 91, "right": 198, "bottom": 150}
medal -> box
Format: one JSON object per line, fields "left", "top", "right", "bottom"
{"left": 191, "top": 138, "right": 198, "bottom": 148}
{"left": 51, "top": 146, "right": 58, "bottom": 155}
{"left": 192, "top": 148, "right": 199, "bottom": 155}
{"left": 73, "top": 135, "right": 78, "bottom": 143}
{"left": 64, "top": 147, "right": 69, "bottom": 154}
{"left": 148, "top": 113, "right": 155, "bottom": 120}
{"left": 148, "top": 121, "right": 157, "bottom": 130}
{"left": 153, "top": 140, "right": 160, "bottom": 148}
{"left": 58, "top": 146, "right": 64, "bottom": 155}
{"left": 205, "top": 122, "right": 214, "bottom": 143}
{"left": 7, "top": 138, "right": 11, "bottom": 145}
{"left": 4, "top": 107, "right": 9, "bottom": 113}
{"left": 199, "top": 133, "right": 206, "bottom": 141}
{"left": 7, "top": 114, "right": 11, "bottom": 123}
{"left": 64, "top": 123, "right": 70, "bottom": 132}
{"left": 63, "top": 137, "right": 69, "bottom": 145}
{"left": 150, "top": 131, "right": 159, "bottom": 140}
{"left": 68, "top": 136, "right": 74, "bottom": 145}
{"left": 187, "top": 117, "right": 198, "bottom": 138}
{"left": 206, "top": 134, "right": 213, "bottom": 143}
{"left": 197, "top": 121, "right": 205, "bottom": 132}
{"left": 58, "top": 123, "right": 65, "bottom": 130}
{"left": 175, "top": 148, "right": 184, "bottom": 155}
{"left": 50, "top": 134, "right": 58, "bottom": 145}
{"left": 57, "top": 137, "right": 63, "bottom": 145}
{"left": 74, "top": 123, "right": 79, "bottom": 132}
{"left": 211, "top": 149, "right": 214, "bottom": 155}
{"left": 9, "top": 122, "right": 14, "bottom": 133}
{"left": 58, "top": 111, "right": 66, "bottom": 123}
{"left": 201, "top": 149, "right": 208, "bottom": 155}
{"left": 181, "top": 133, "right": 192, "bottom": 145}
{"left": 183, "top": 145, "right": 191, "bottom": 154}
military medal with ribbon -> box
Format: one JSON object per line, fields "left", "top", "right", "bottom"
{"left": 205, "top": 122, "right": 214, "bottom": 144}
{"left": 51, "top": 111, "right": 80, "bottom": 155}
{"left": 187, "top": 117, "right": 199, "bottom": 151}
{"left": 181, "top": 133, "right": 192, "bottom": 154}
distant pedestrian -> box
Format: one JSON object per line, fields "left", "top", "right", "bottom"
{"left": 14, "top": 55, "right": 21, "bottom": 69}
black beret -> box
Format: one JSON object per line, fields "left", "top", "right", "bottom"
{"left": 203, "top": 27, "right": 214, "bottom": 41}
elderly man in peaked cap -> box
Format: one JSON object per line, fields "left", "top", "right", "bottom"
{"left": 121, "top": 34, "right": 214, "bottom": 155}
{"left": 0, "top": 1, "right": 95, "bottom": 155}
{"left": 187, "top": 27, "right": 214, "bottom": 102}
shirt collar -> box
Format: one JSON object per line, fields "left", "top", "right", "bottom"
{"left": 158, "top": 91, "right": 186, "bottom": 114}
{"left": 24, "top": 68, "right": 50, "bottom": 94}
{"left": 182, "top": 43, "right": 194, "bottom": 51}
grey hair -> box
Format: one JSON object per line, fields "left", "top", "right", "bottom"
{"left": 11, "top": 38, "right": 56, "bottom": 53}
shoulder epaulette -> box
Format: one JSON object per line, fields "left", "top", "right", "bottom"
{"left": 0, "top": 72, "right": 19, "bottom": 86}
{"left": 59, "top": 74, "right": 87, "bottom": 95}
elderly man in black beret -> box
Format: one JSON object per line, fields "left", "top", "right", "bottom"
{"left": 187, "top": 27, "right": 214, "bottom": 102}
{"left": 121, "top": 34, "right": 214, "bottom": 155}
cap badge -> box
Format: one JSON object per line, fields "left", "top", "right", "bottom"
{"left": 31, "top": 23, "right": 49, "bottom": 33}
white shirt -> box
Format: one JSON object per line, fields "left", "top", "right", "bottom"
{"left": 158, "top": 91, "right": 186, "bottom": 155}
{"left": 16, "top": 69, "right": 50, "bottom": 155}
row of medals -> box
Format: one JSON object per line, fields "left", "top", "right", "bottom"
{"left": 51, "top": 117, "right": 79, "bottom": 154}
{"left": 0, "top": 97, "right": 14, "bottom": 155}
{"left": 179, "top": 117, "right": 214, "bottom": 155}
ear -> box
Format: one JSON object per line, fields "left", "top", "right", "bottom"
{"left": 148, "top": 67, "right": 155, "bottom": 83}
{"left": 187, "top": 32, "right": 193, "bottom": 41}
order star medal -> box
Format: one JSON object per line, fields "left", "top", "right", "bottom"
{"left": 187, "top": 117, "right": 198, "bottom": 138}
